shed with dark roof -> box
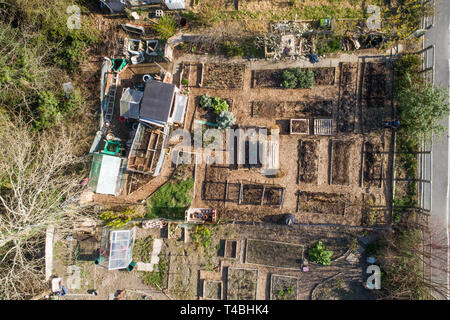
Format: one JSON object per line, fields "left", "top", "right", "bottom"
{"left": 140, "top": 80, "right": 176, "bottom": 127}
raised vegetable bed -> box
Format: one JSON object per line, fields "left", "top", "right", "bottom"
{"left": 245, "top": 239, "right": 303, "bottom": 269}
{"left": 290, "top": 119, "right": 309, "bottom": 135}
{"left": 226, "top": 267, "right": 258, "bottom": 300}
{"left": 270, "top": 275, "right": 298, "bottom": 300}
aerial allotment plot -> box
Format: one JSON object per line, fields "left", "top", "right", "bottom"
{"left": 1, "top": 0, "right": 448, "bottom": 305}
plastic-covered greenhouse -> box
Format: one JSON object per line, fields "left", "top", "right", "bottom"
{"left": 88, "top": 153, "right": 127, "bottom": 195}
{"left": 98, "top": 227, "right": 136, "bottom": 270}
{"left": 120, "top": 88, "right": 143, "bottom": 120}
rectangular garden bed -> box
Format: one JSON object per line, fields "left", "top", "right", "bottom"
{"left": 251, "top": 100, "right": 333, "bottom": 118}
{"left": 226, "top": 183, "right": 240, "bottom": 202}
{"left": 253, "top": 67, "right": 335, "bottom": 88}
{"left": 331, "top": 140, "right": 352, "bottom": 185}
{"left": 363, "top": 141, "right": 383, "bottom": 186}
{"left": 337, "top": 63, "right": 357, "bottom": 133}
{"left": 203, "top": 280, "right": 222, "bottom": 300}
{"left": 297, "top": 191, "right": 347, "bottom": 215}
{"left": 203, "top": 63, "right": 245, "bottom": 89}
{"left": 245, "top": 239, "right": 303, "bottom": 269}
{"left": 226, "top": 267, "right": 258, "bottom": 300}
{"left": 224, "top": 240, "right": 237, "bottom": 259}
{"left": 242, "top": 184, "right": 264, "bottom": 205}
{"left": 298, "top": 140, "right": 318, "bottom": 184}
{"left": 290, "top": 119, "right": 309, "bottom": 135}
{"left": 263, "top": 187, "right": 284, "bottom": 206}
{"left": 203, "top": 181, "right": 226, "bottom": 201}
{"left": 270, "top": 275, "right": 299, "bottom": 300}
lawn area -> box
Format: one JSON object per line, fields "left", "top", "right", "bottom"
{"left": 145, "top": 178, "right": 194, "bottom": 220}
{"left": 188, "top": 0, "right": 378, "bottom": 24}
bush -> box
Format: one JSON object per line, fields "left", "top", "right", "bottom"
{"left": 141, "top": 256, "right": 169, "bottom": 289}
{"left": 282, "top": 68, "right": 298, "bottom": 88}
{"left": 153, "top": 15, "right": 177, "bottom": 40}
{"left": 211, "top": 97, "right": 229, "bottom": 114}
{"left": 394, "top": 54, "right": 422, "bottom": 90}
{"left": 298, "top": 69, "right": 315, "bottom": 88}
{"left": 216, "top": 111, "right": 236, "bottom": 129}
{"left": 35, "top": 91, "right": 62, "bottom": 130}
{"left": 100, "top": 208, "right": 140, "bottom": 228}
{"left": 397, "top": 76, "right": 450, "bottom": 144}
{"left": 308, "top": 241, "right": 333, "bottom": 266}
{"left": 223, "top": 40, "right": 244, "bottom": 57}
{"left": 199, "top": 94, "right": 212, "bottom": 109}
{"left": 133, "top": 237, "right": 153, "bottom": 263}
{"left": 316, "top": 37, "right": 342, "bottom": 55}
{"left": 181, "top": 78, "right": 189, "bottom": 86}
{"left": 282, "top": 68, "right": 315, "bottom": 89}
{"left": 191, "top": 225, "right": 213, "bottom": 249}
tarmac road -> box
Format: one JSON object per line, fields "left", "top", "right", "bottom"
{"left": 425, "top": 0, "right": 450, "bottom": 300}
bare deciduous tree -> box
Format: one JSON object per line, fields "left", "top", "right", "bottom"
{"left": 376, "top": 219, "right": 450, "bottom": 300}
{"left": 0, "top": 116, "right": 87, "bottom": 299}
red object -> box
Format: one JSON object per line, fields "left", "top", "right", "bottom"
{"left": 80, "top": 177, "right": 89, "bottom": 187}
{"left": 119, "top": 116, "right": 126, "bottom": 123}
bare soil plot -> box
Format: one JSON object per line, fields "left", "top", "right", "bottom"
{"left": 312, "top": 67, "right": 336, "bottom": 86}
{"left": 180, "top": 62, "right": 190, "bottom": 87}
{"left": 298, "top": 140, "right": 319, "bottom": 184}
{"left": 203, "top": 63, "right": 245, "bottom": 89}
{"left": 290, "top": 119, "right": 309, "bottom": 134}
{"left": 203, "top": 181, "right": 226, "bottom": 201}
{"left": 242, "top": 184, "right": 264, "bottom": 205}
{"left": 226, "top": 183, "right": 240, "bottom": 202}
{"left": 331, "top": 140, "right": 352, "bottom": 185}
{"left": 360, "top": 62, "right": 392, "bottom": 132}
{"left": 253, "top": 67, "right": 335, "bottom": 88}
{"left": 298, "top": 191, "right": 347, "bottom": 215}
{"left": 203, "top": 280, "right": 222, "bottom": 300}
{"left": 363, "top": 140, "right": 383, "bottom": 186}
{"left": 202, "top": 180, "right": 285, "bottom": 207}
{"left": 226, "top": 267, "right": 258, "bottom": 300}
{"left": 312, "top": 275, "right": 374, "bottom": 300}
{"left": 205, "top": 165, "right": 230, "bottom": 182}
{"left": 270, "top": 275, "right": 298, "bottom": 300}
{"left": 225, "top": 240, "right": 237, "bottom": 259}
{"left": 337, "top": 63, "right": 357, "bottom": 133}
{"left": 245, "top": 239, "right": 303, "bottom": 269}
{"left": 253, "top": 69, "right": 283, "bottom": 88}
{"left": 263, "top": 187, "right": 283, "bottom": 206}
{"left": 251, "top": 100, "right": 333, "bottom": 118}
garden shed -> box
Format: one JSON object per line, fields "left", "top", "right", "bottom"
{"left": 120, "top": 88, "right": 143, "bottom": 119}
{"left": 140, "top": 80, "right": 177, "bottom": 127}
